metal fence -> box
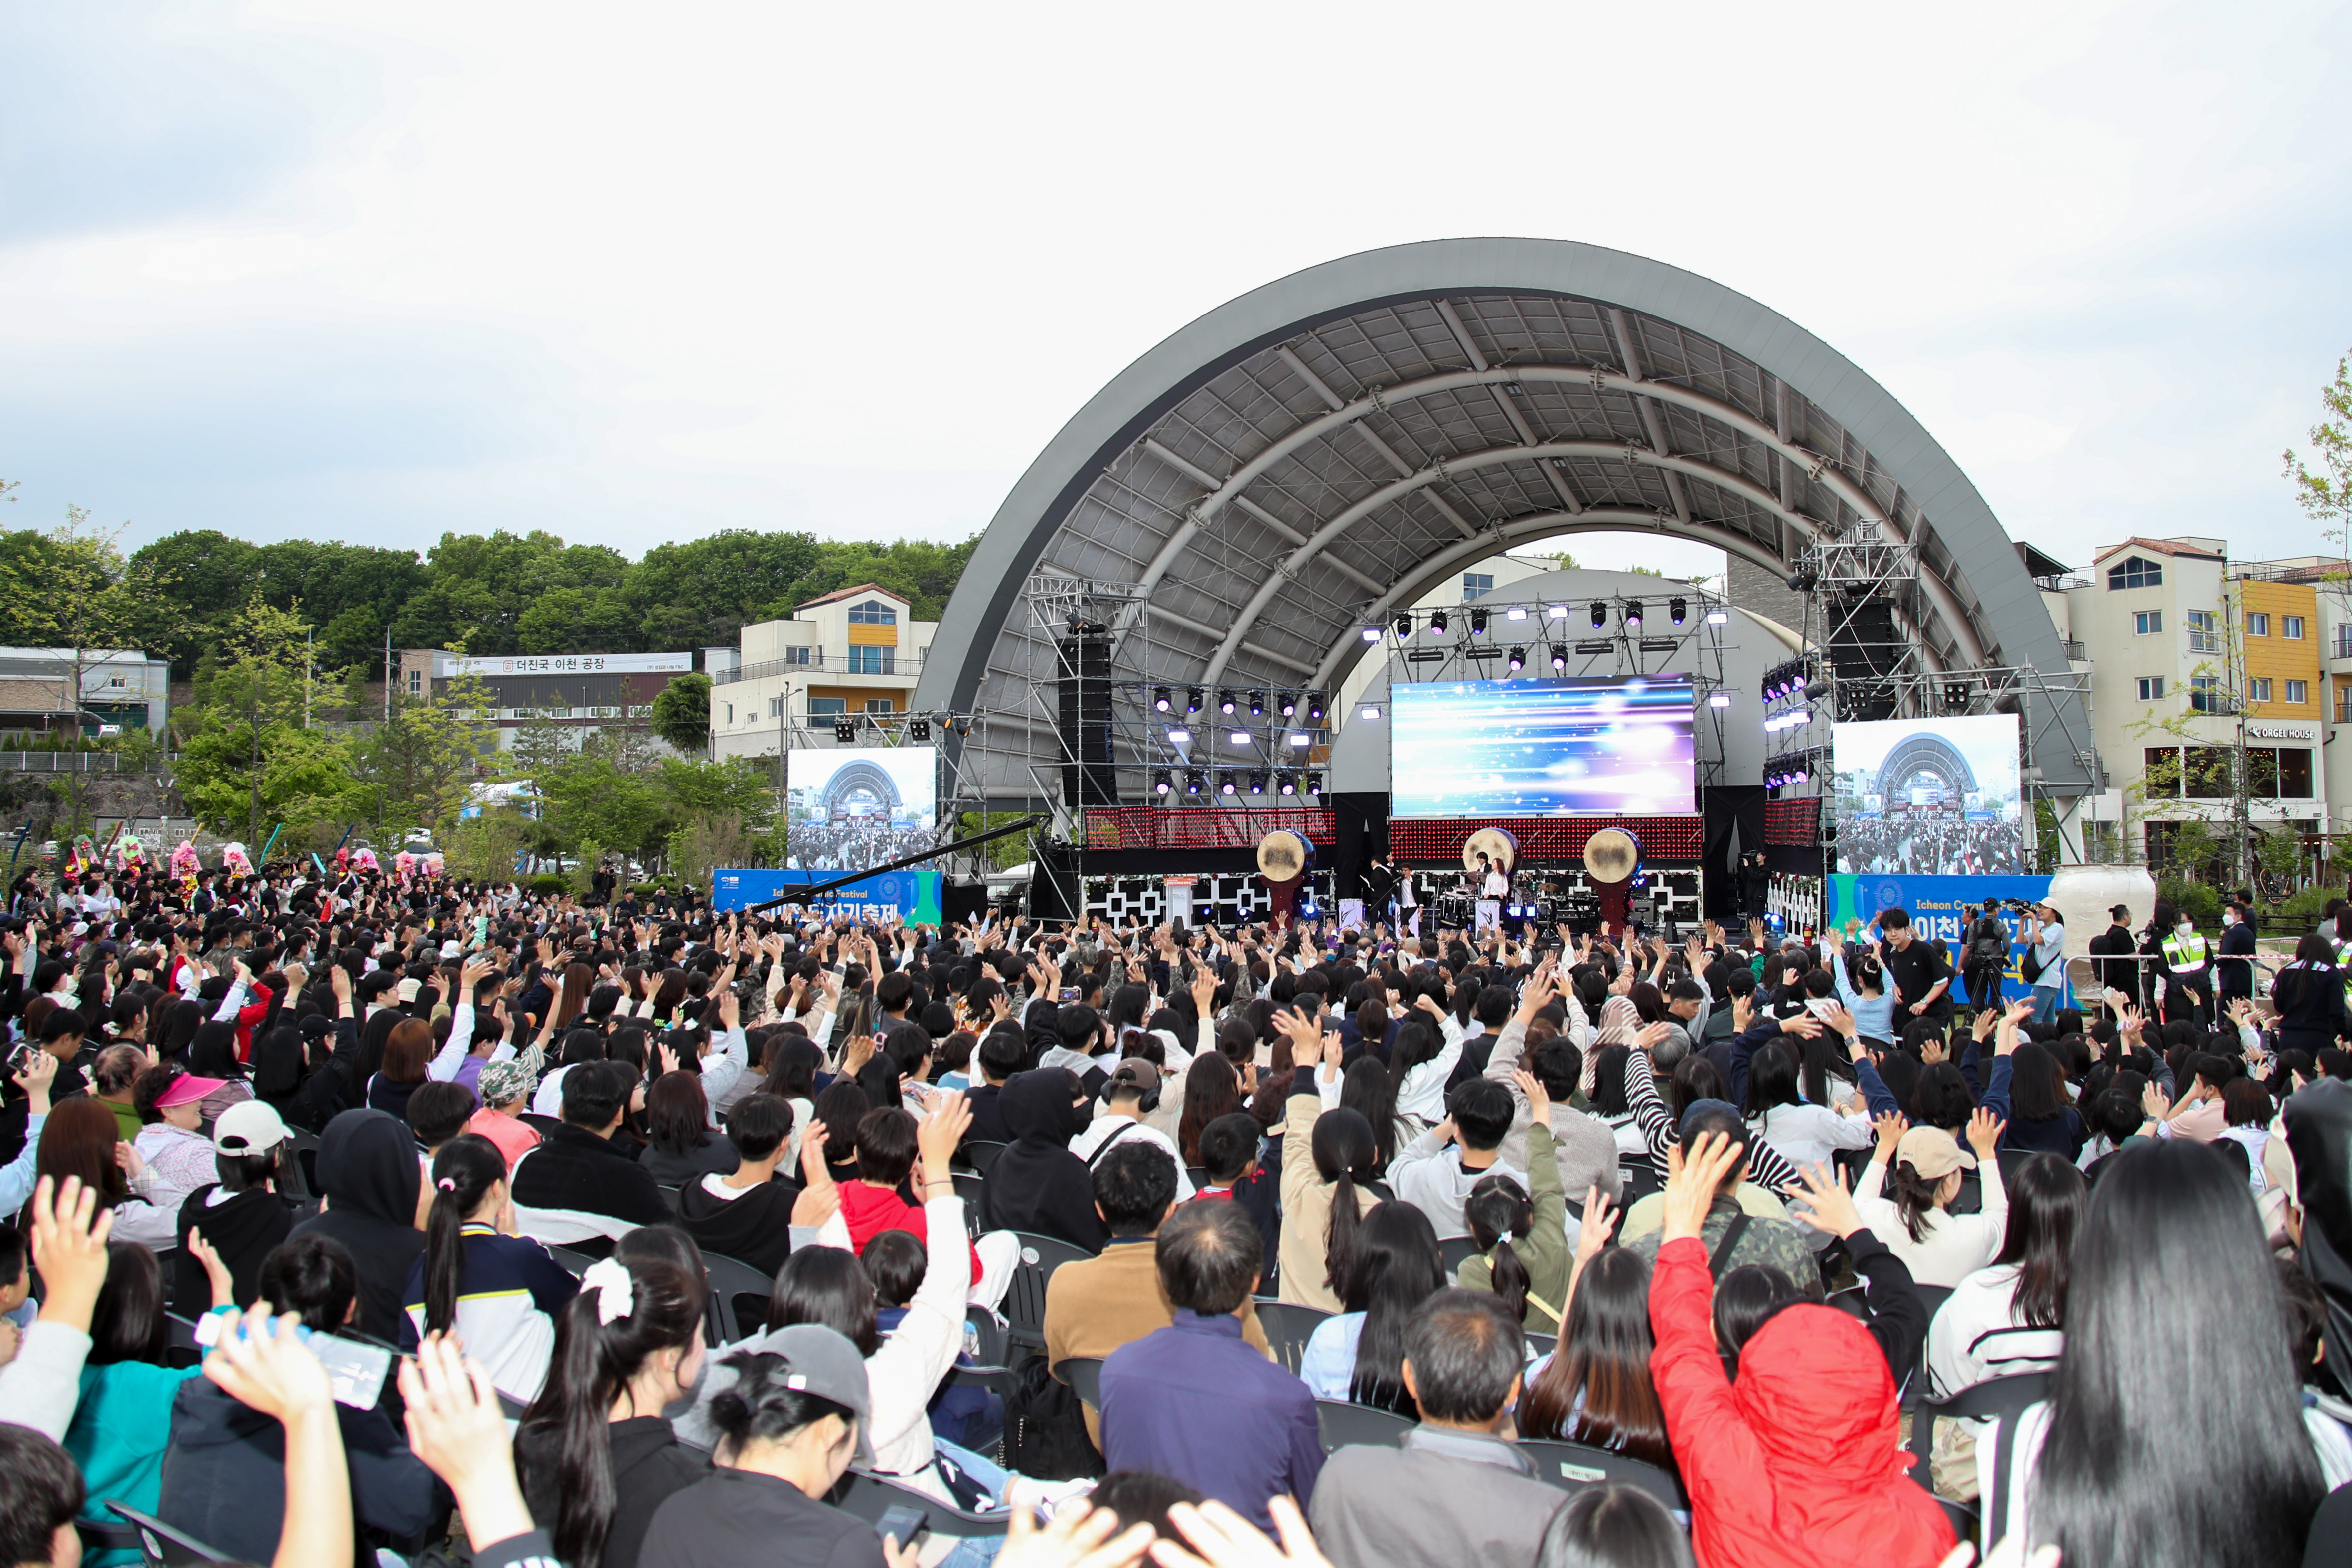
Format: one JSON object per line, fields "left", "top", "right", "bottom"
{"left": 0, "top": 752, "right": 164, "bottom": 773}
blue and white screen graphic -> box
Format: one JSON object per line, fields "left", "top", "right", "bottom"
{"left": 1390, "top": 677, "right": 1696, "bottom": 816}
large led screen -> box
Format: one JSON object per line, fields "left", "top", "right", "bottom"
{"left": 786, "top": 745, "right": 938, "bottom": 871}
{"left": 1831, "top": 714, "right": 2024, "bottom": 874}
{"left": 1390, "top": 677, "right": 1695, "bottom": 816}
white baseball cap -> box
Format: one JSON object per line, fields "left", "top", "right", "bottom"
{"left": 212, "top": 1099, "right": 291, "bottom": 1155}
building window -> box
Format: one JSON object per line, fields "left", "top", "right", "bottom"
{"left": 2248, "top": 677, "right": 2273, "bottom": 703}
{"left": 864, "top": 698, "right": 895, "bottom": 714}
{"left": 2335, "top": 624, "right": 2352, "bottom": 659}
{"left": 2190, "top": 675, "right": 2224, "bottom": 713}
{"left": 784, "top": 646, "right": 815, "bottom": 665}
{"left": 2187, "top": 609, "right": 2222, "bottom": 654}
{"left": 2283, "top": 748, "right": 2315, "bottom": 798}
{"left": 2108, "top": 556, "right": 2162, "bottom": 590}
{"left": 627, "top": 704, "right": 653, "bottom": 718}
{"left": 723, "top": 704, "right": 734, "bottom": 725}
{"left": 2247, "top": 612, "right": 2270, "bottom": 636}
{"left": 2286, "top": 679, "right": 2309, "bottom": 705}
{"left": 2136, "top": 676, "right": 2166, "bottom": 701}
{"left": 808, "top": 697, "right": 847, "bottom": 716}
{"left": 2284, "top": 615, "right": 2306, "bottom": 639}
{"left": 2143, "top": 747, "right": 2181, "bottom": 797}
{"left": 768, "top": 696, "right": 784, "bottom": 717}
{"left": 848, "top": 600, "right": 898, "bottom": 626}
{"left": 408, "top": 670, "right": 422, "bottom": 693}
{"left": 1461, "top": 573, "right": 1495, "bottom": 601}
{"left": 2134, "top": 611, "right": 2162, "bottom": 635}
{"left": 847, "top": 646, "right": 896, "bottom": 675}
{"left": 2184, "top": 746, "right": 2234, "bottom": 798}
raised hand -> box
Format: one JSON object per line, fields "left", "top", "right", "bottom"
{"left": 1789, "top": 1162, "right": 1865, "bottom": 1240}
{"left": 1871, "top": 1110, "right": 1908, "bottom": 1161}
{"left": 1966, "top": 1107, "right": 2005, "bottom": 1161}
{"left": 1660, "top": 1131, "right": 1742, "bottom": 1245}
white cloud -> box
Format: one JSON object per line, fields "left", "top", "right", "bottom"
{"left": 0, "top": 0, "right": 2345, "bottom": 569}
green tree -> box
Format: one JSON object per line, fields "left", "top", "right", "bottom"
{"left": 2284, "top": 346, "right": 2352, "bottom": 557}
{"left": 346, "top": 659, "right": 502, "bottom": 840}
{"left": 172, "top": 599, "right": 358, "bottom": 846}
{"left": 517, "top": 586, "right": 638, "bottom": 654}
{"left": 0, "top": 503, "right": 186, "bottom": 836}
{"left": 623, "top": 530, "right": 824, "bottom": 650}
{"left": 650, "top": 674, "right": 712, "bottom": 754}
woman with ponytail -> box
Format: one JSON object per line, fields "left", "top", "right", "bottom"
{"left": 1458, "top": 1068, "right": 1574, "bottom": 1331}
{"left": 1298, "top": 1201, "right": 1445, "bottom": 1411}
{"left": 516, "top": 1254, "right": 711, "bottom": 1568}
{"left": 399, "top": 1131, "right": 579, "bottom": 1401}
{"left": 1277, "top": 1017, "right": 1380, "bottom": 1310}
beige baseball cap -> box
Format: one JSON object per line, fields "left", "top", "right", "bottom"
{"left": 1896, "top": 1125, "right": 1976, "bottom": 1179}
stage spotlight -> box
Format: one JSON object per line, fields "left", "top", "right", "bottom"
{"left": 1360, "top": 627, "right": 1382, "bottom": 643}
{"left": 1277, "top": 691, "right": 1296, "bottom": 717}
{"left": 1218, "top": 689, "right": 1237, "bottom": 715}
{"left": 1668, "top": 598, "right": 1686, "bottom": 625}
{"left": 1229, "top": 730, "right": 1252, "bottom": 747}
{"left": 1247, "top": 690, "right": 1266, "bottom": 716}
{"left": 833, "top": 719, "right": 856, "bottom": 742}
{"left": 1153, "top": 687, "right": 1171, "bottom": 712}
{"left": 1277, "top": 771, "right": 1297, "bottom": 797}
{"left": 908, "top": 717, "right": 930, "bottom": 741}
{"left": 1506, "top": 646, "right": 1525, "bottom": 672}
{"left": 1469, "top": 607, "right": 1489, "bottom": 636}
{"left": 1706, "top": 609, "right": 1728, "bottom": 625}
{"left": 1304, "top": 691, "right": 1325, "bottom": 721}
{"left": 1430, "top": 610, "right": 1449, "bottom": 635}
{"left": 1624, "top": 601, "right": 1643, "bottom": 628}
{"left": 1506, "top": 605, "right": 1527, "bottom": 621}
{"left": 1944, "top": 682, "right": 1973, "bottom": 711}
{"left": 1359, "top": 704, "right": 1381, "bottom": 721}
{"left": 1248, "top": 771, "right": 1266, "bottom": 796}
{"left": 1166, "top": 726, "right": 1191, "bottom": 744}
{"left": 1218, "top": 771, "right": 1238, "bottom": 796}
{"left": 1186, "top": 687, "right": 1204, "bottom": 713}
{"left": 1787, "top": 568, "right": 1819, "bottom": 592}
{"left": 1590, "top": 602, "right": 1607, "bottom": 628}
{"left": 1288, "top": 732, "right": 1312, "bottom": 748}
{"left": 1790, "top": 767, "right": 1809, "bottom": 784}
{"left": 1304, "top": 770, "right": 1324, "bottom": 797}
{"left": 1152, "top": 769, "right": 1172, "bottom": 795}
{"left": 1185, "top": 770, "right": 1205, "bottom": 795}
{"left": 1547, "top": 604, "right": 1569, "bottom": 620}
{"left": 1395, "top": 613, "right": 1414, "bottom": 640}
{"left": 1708, "top": 692, "right": 1731, "bottom": 708}
{"left": 1550, "top": 645, "right": 1568, "bottom": 672}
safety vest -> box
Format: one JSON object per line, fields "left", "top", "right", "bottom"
{"left": 2162, "top": 931, "right": 2210, "bottom": 978}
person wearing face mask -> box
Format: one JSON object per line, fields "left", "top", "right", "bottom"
{"left": 2160, "top": 911, "right": 2214, "bottom": 1030}
{"left": 2022, "top": 903, "right": 2067, "bottom": 1027}
{"left": 2217, "top": 901, "right": 2258, "bottom": 1009}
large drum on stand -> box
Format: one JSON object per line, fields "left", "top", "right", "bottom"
{"left": 1583, "top": 827, "right": 1641, "bottom": 938}
{"left": 1257, "top": 829, "right": 1314, "bottom": 929}
{"left": 1461, "top": 827, "right": 1519, "bottom": 874}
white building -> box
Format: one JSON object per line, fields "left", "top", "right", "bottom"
{"left": 709, "top": 584, "right": 939, "bottom": 761}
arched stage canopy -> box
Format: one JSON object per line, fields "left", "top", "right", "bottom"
{"left": 914, "top": 237, "right": 2091, "bottom": 804}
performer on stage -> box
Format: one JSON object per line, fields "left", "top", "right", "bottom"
{"left": 1474, "top": 851, "right": 1509, "bottom": 934}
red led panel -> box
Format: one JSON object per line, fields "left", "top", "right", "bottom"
{"left": 1082, "top": 806, "right": 1336, "bottom": 852}
{"left": 1388, "top": 816, "right": 1702, "bottom": 865}
{"left": 1765, "top": 798, "right": 1822, "bottom": 847}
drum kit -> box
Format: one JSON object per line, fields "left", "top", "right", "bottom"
{"left": 1425, "top": 825, "right": 1645, "bottom": 931}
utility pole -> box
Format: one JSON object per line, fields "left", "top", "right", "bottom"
{"left": 304, "top": 627, "right": 313, "bottom": 730}
{"left": 383, "top": 629, "right": 392, "bottom": 725}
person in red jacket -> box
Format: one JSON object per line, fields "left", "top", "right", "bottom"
{"left": 832, "top": 1093, "right": 1020, "bottom": 1309}
{"left": 1647, "top": 1131, "right": 1953, "bottom": 1568}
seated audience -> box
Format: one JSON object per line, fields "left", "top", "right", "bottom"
{"left": 171, "top": 1099, "right": 298, "bottom": 1309}
{"left": 1389, "top": 1078, "right": 1525, "bottom": 1240}
{"left": 1298, "top": 1201, "right": 1444, "bottom": 1412}
{"left": 1855, "top": 1109, "right": 2010, "bottom": 1287}
{"left": 1624, "top": 1103, "right": 1823, "bottom": 1299}
{"left": 510, "top": 1061, "right": 672, "bottom": 1242}
{"left": 673, "top": 1093, "right": 804, "bottom": 1276}
{"left": 290, "top": 1108, "right": 426, "bottom": 1343}
{"left": 978, "top": 1068, "right": 1107, "bottom": 1251}
{"left": 400, "top": 1132, "right": 578, "bottom": 1401}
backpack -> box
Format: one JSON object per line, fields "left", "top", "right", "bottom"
{"left": 1001, "top": 1351, "right": 1105, "bottom": 1481}
{"left": 2019, "top": 945, "right": 2045, "bottom": 985}
{"left": 1970, "top": 929, "right": 2008, "bottom": 970}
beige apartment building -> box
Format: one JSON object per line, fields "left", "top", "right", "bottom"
{"left": 708, "top": 584, "right": 938, "bottom": 761}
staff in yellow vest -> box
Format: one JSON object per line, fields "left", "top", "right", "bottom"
{"left": 2160, "top": 916, "right": 2213, "bottom": 1030}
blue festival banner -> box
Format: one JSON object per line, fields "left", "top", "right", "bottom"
{"left": 710, "top": 867, "right": 943, "bottom": 925}
{"left": 1825, "top": 873, "right": 2055, "bottom": 1002}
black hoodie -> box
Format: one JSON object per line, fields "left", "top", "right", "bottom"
{"left": 2288, "top": 1079, "right": 2352, "bottom": 1397}
{"left": 977, "top": 1069, "right": 1105, "bottom": 1252}
{"left": 290, "top": 1109, "right": 425, "bottom": 1342}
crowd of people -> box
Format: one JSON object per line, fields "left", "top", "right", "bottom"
{"left": 1832, "top": 812, "right": 2025, "bottom": 877}
{"left": 786, "top": 823, "right": 938, "bottom": 875}
{"left": 0, "top": 853, "right": 2349, "bottom": 1568}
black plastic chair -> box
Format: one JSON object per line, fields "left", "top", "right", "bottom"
{"left": 1001, "top": 1231, "right": 1096, "bottom": 1350}
{"left": 1251, "top": 1299, "right": 1331, "bottom": 1376}
{"left": 960, "top": 1138, "right": 1009, "bottom": 1175}
{"left": 702, "top": 1250, "right": 778, "bottom": 1345}
{"left": 1314, "top": 1397, "right": 1415, "bottom": 1453}
{"left": 1516, "top": 1439, "right": 1689, "bottom": 1511}
{"left": 826, "top": 1469, "right": 1011, "bottom": 1540}
{"left": 951, "top": 1171, "right": 988, "bottom": 1240}
{"left": 1994, "top": 1146, "right": 2037, "bottom": 1190}
{"left": 1907, "top": 1371, "right": 2051, "bottom": 1530}
{"left": 545, "top": 1244, "right": 599, "bottom": 1277}
{"left": 1523, "top": 1331, "right": 1557, "bottom": 1362}
{"left": 281, "top": 1128, "right": 319, "bottom": 1201}
{"left": 103, "top": 1500, "right": 236, "bottom": 1565}
{"left": 1185, "top": 1164, "right": 1211, "bottom": 1192}
{"left": 1055, "top": 1355, "right": 1104, "bottom": 1411}
{"left": 1439, "top": 1234, "right": 1482, "bottom": 1279}
{"left": 164, "top": 1312, "right": 204, "bottom": 1370}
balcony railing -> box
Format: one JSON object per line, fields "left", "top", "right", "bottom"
{"left": 713, "top": 652, "right": 921, "bottom": 685}
{"left": 2334, "top": 627, "right": 2352, "bottom": 660}
{"left": 2187, "top": 631, "right": 2225, "bottom": 656}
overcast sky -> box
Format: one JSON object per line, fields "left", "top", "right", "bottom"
{"left": 2, "top": 0, "right": 2346, "bottom": 582}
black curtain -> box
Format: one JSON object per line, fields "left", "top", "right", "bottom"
{"left": 1701, "top": 785, "right": 1764, "bottom": 919}
{"left": 1331, "top": 792, "right": 1389, "bottom": 899}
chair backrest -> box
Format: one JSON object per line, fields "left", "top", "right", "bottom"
{"left": 1910, "top": 1370, "right": 2052, "bottom": 1528}
{"left": 1001, "top": 1231, "right": 1098, "bottom": 1350}
{"left": 1522, "top": 1331, "right": 1557, "bottom": 1362}
{"left": 950, "top": 1172, "right": 987, "bottom": 1240}
{"left": 1251, "top": 1300, "right": 1332, "bottom": 1376}
{"left": 1313, "top": 1397, "right": 1416, "bottom": 1453}
{"left": 1995, "top": 1147, "right": 2036, "bottom": 1189}
{"left": 164, "top": 1312, "right": 203, "bottom": 1370}
{"left": 1439, "top": 1234, "right": 1482, "bottom": 1279}
{"left": 963, "top": 1303, "right": 1011, "bottom": 1369}
{"left": 960, "top": 1139, "right": 1009, "bottom": 1175}
{"left": 1515, "top": 1439, "right": 1689, "bottom": 1512}
{"left": 544, "top": 1244, "right": 599, "bottom": 1277}
{"left": 103, "top": 1501, "right": 235, "bottom": 1565}
{"left": 280, "top": 1129, "right": 319, "bottom": 1201}
{"left": 700, "top": 1250, "right": 780, "bottom": 1346}
{"left": 2304, "top": 1479, "right": 2352, "bottom": 1568}
{"left": 1054, "top": 1356, "right": 1104, "bottom": 1411}
{"left": 826, "top": 1468, "right": 1012, "bottom": 1538}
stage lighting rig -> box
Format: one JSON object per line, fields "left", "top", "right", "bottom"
{"left": 1506, "top": 646, "right": 1525, "bottom": 672}
{"left": 908, "top": 717, "right": 930, "bottom": 741}
{"left": 1623, "top": 601, "right": 1643, "bottom": 628}
{"left": 1153, "top": 687, "right": 1171, "bottom": 712}
{"left": 1590, "top": 602, "right": 1607, "bottom": 628}
{"left": 1303, "top": 691, "right": 1326, "bottom": 721}
{"left": 1550, "top": 645, "right": 1568, "bottom": 672}
{"left": 833, "top": 718, "right": 856, "bottom": 742}
{"left": 1469, "top": 606, "right": 1489, "bottom": 636}
{"left": 1218, "top": 689, "right": 1237, "bottom": 715}
{"left": 1247, "top": 690, "right": 1266, "bottom": 717}
{"left": 1185, "top": 770, "right": 1205, "bottom": 796}
{"left": 1152, "top": 769, "right": 1171, "bottom": 795}
{"left": 1186, "top": 687, "right": 1204, "bottom": 714}
{"left": 1395, "top": 613, "right": 1414, "bottom": 641}
{"left": 1277, "top": 691, "right": 1296, "bottom": 717}
{"left": 1669, "top": 597, "right": 1688, "bottom": 625}
{"left": 1429, "top": 610, "right": 1449, "bottom": 636}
